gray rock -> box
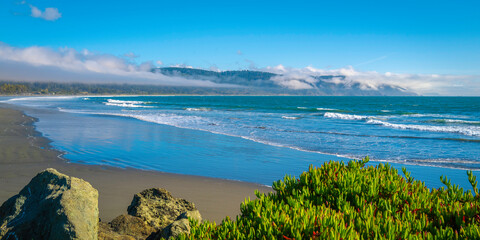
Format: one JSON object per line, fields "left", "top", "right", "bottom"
{"left": 159, "top": 218, "right": 190, "bottom": 240}
{"left": 98, "top": 214, "right": 154, "bottom": 240}
{"left": 159, "top": 210, "right": 202, "bottom": 240}
{"left": 0, "top": 168, "right": 99, "bottom": 240}
{"left": 127, "top": 188, "right": 196, "bottom": 231}
{"left": 177, "top": 210, "right": 201, "bottom": 222}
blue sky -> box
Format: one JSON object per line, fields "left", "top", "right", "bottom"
{"left": 1, "top": 0, "right": 479, "bottom": 73}
{"left": 0, "top": 0, "right": 479, "bottom": 95}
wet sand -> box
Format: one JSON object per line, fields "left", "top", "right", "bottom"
{"left": 0, "top": 104, "right": 272, "bottom": 223}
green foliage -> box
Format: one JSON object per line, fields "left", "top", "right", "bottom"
{"left": 0, "top": 81, "right": 274, "bottom": 95}
{"left": 0, "top": 83, "right": 29, "bottom": 94}
{"left": 180, "top": 158, "right": 480, "bottom": 239}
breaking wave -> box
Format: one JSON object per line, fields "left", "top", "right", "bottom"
{"left": 367, "top": 119, "right": 480, "bottom": 137}
{"left": 324, "top": 112, "right": 373, "bottom": 120}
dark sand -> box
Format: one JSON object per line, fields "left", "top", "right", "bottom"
{"left": 0, "top": 104, "right": 272, "bottom": 223}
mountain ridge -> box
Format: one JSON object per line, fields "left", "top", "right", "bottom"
{"left": 154, "top": 67, "right": 417, "bottom": 96}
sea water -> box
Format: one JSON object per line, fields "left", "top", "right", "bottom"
{"left": 5, "top": 96, "right": 480, "bottom": 189}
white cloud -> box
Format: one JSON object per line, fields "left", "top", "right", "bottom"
{"left": 0, "top": 43, "right": 234, "bottom": 87}
{"left": 29, "top": 5, "right": 61, "bottom": 21}
{"left": 170, "top": 64, "right": 194, "bottom": 69}
{"left": 264, "top": 65, "right": 480, "bottom": 96}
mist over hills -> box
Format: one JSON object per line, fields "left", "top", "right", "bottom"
{"left": 154, "top": 67, "right": 417, "bottom": 96}
{"left": 0, "top": 66, "right": 417, "bottom": 96}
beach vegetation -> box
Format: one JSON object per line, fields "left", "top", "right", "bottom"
{"left": 179, "top": 158, "right": 480, "bottom": 239}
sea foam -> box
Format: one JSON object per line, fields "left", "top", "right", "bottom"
{"left": 104, "top": 99, "right": 152, "bottom": 108}
{"left": 367, "top": 119, "right": 480, "bottom": 137}
{"left": 324, "top": 112, "right": 372, "bottom": 120}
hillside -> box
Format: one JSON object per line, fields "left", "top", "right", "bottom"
{"left": 155, "top": 67, "right": 417, "bottom": 96}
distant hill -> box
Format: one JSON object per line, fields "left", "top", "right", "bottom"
{"left": 0, "top": 68, "right": 417, "bottom": 96}
{"left": 154, "top": 67, "right": 416, "bottom": 96}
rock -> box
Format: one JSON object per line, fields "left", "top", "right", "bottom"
{"left": 0, "top": 168, "right": 99, "bottom": 240}
{"left": 110, "top": 214, "right": 155, "bottom": 237}
{"left": 177, "top": 210, "right": 202, "bottom": 222}
{"left": 98, "top": 214, "right": 154, "bottom": 240}
{"left": 100, "top": 188, "right": 200, "bottom": 240}
{"left": 158, "top": 210, "right": 202, "bottom": 240}
{"left": 127, "top": 188, "right": 196, "bottom": 231}
{"left": 159, "top": 218, "right": 190, "bottom": 240}
{"left": 98, "top": 222, "right": 136, "bottom": 240}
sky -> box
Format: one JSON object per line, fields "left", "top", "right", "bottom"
{"left": 0, "top": 0, "right": 479, "bottom": 95}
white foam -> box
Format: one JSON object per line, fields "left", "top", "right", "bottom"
{"left": 105, "top": 102, "right": 151, "bottom": 108}
{"left": 104, "top": 99, "right": 152, "bottom": 108}
{"left": 107, "top": 99, "right": 145, "bottom": 104}
{"left": 442, "top": 119, "right": 480, "bottom": 124}
{"left": 406, "top": 113, "right": 469, "bottom": 119}
{"left": 282, "top": 116, "right": 301, "bottom": 120}
{"left": 317, "top": 108, "right": 337, "bottom": 111}
{"left": 324, "top": 112, "right": 372, "bottom": 120}
{"left": 367, "top": 119, "right": 480, "bottom": 137}
{"left": 372, "top": 158, "right": 480, "bottom": 171}
{"left": 297, "top": 107, "right": 307, "bottom": 109}
{"left": 185, "top": 107, "right": 211, "bottom": 111}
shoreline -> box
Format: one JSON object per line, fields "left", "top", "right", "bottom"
{"left": 0, "top": 103, "right": 272, "bottom": 223}
{"left": 6, "top": 96, "right": 477, "bottom": 174}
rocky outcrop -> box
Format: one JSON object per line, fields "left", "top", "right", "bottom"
{"left": 0, "top": 168, "right": 99, "bottom": 240}
{"left": 99, "top": 188, "right": 200, "bottom": 240}
{"left": 127, "top": 188, "right": 197, "bottom": 231}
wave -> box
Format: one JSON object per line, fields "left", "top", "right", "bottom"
{"left": 240, "top": 135, "right": 480, "bottom": 171}
{"left": 107, "top": 99, "right": 145, "bottom": 104}
{"left": 367, "top": 119, "right": 480, "bottom": 137}
{"left": 403, "top": 113, "right": 470, "bottom": 119}
{"left": 105, "top": 103, "right": 151, "bottom": 108}
{"left": 373, "top": 158, "right": 480, "bottom": 171}
{"left": 104, "top": 99, "right": 152, "bottom": 108}
{"left": 428, "top": 119, "right": 480, "bottom": 125}
{"left": 184, "top": 107, "right": 211, "bottom": 111}
{"left": 282, "top": 116, "right": 301, "bottom": 120}
{"left": 120, "top": 113, "right": 208, "bottom": 129}
{"left": 317, "top": 108, "right": 337, "bottom": 111}
{"left": 324, "top": 112, "right": 372, "bottom": 120}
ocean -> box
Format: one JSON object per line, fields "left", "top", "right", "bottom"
{"left": 4, "top": 96, "right": 480, "bottom": 189}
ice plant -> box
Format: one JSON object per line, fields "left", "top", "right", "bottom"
{"left": 178, "top": 158, "right": 480, "bottom": 239}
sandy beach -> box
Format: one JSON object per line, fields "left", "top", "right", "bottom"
{"left": 0, "top": 103, "right": 272, "bottom": 223}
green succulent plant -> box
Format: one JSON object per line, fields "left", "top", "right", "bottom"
{"left": 177, "top": 158, "right": 480, "bottom": 239}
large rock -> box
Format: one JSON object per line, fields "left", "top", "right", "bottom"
{"left": 0, "top": 168, "right": 99, "bottom": 240}
{"left": 127, "top": 188, "right": 197, "bottom": 231}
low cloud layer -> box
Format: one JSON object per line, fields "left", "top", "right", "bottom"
{"left": 263, "top": 65, "right": 480, "bottom": 96}
{"left": 0, "top": 43, "right": 233, "bottom": 87}
{"left": 0, "top": 43, "right": 478, "bottom": 95}
{"left": 29, "top": 4, "right": 61, "bottom": 21}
